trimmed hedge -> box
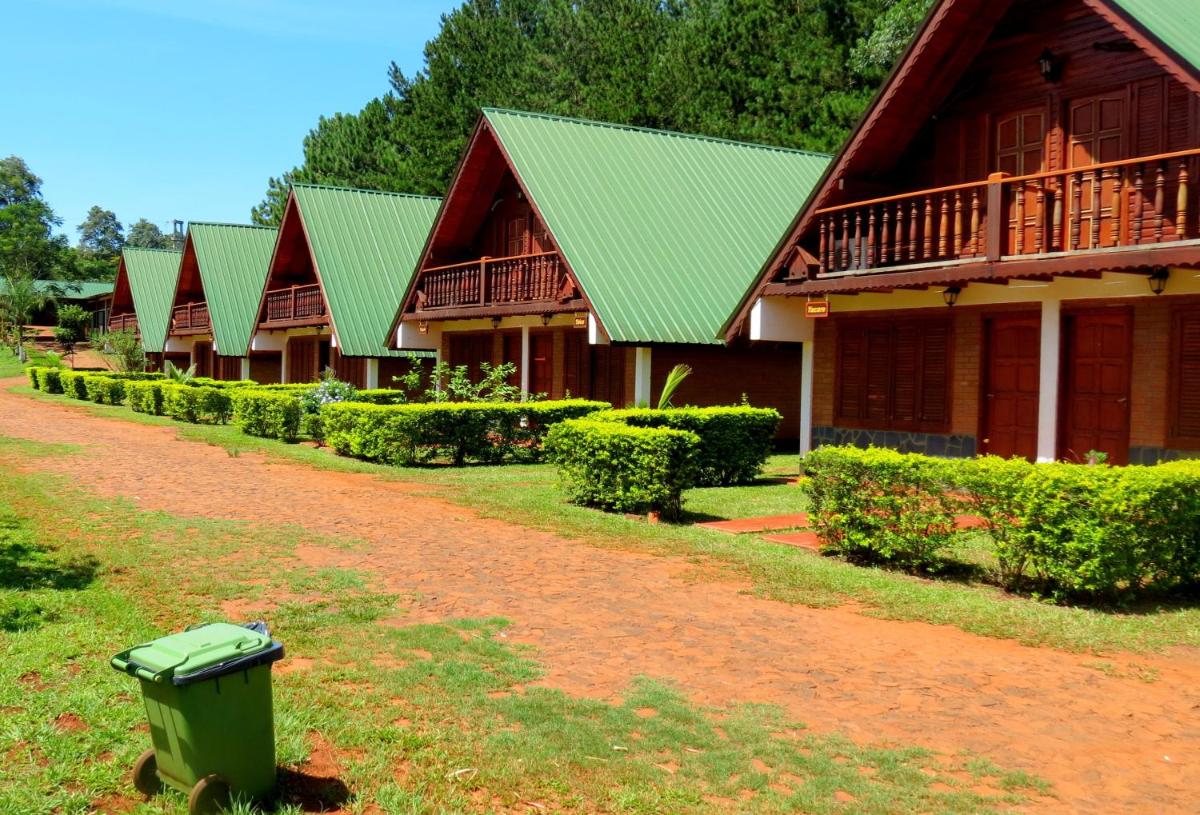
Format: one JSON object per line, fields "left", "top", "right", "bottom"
{"left": 545, "top": 419, "right": 699, "bottom": 519}
{"left": 59, "top": 371, "right": 90, "bottom": 400}
{"left": 321, "top": 399, "right": 610, "bottom": 466}
{"left": 350, "top": 389, "right": 409, "bottom": 405}
{"left": 590, "top": 406, "right": 780, "bottom": 486}
{"left": 84, "top": 376, "right": 126, "bottom": 405}
{"left": 161, "top": 384, "right": 233, "bottom": 424}
{"left": 36, "top": 368, "right": 63, "bottom": 394}
{"left": 126, "top": 380, "right": 166, "bottom": 415}
{"left": 26, "top": 367, "right": 43, "bottom": 389}
{"left": 231, "top": 389, "right": 302, "bottom": 442}
{"left": 803, "top": 446, "right": 1200, "bottom": 598}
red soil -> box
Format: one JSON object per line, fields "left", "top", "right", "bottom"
{"left": 3, "top": 381, "right": 1200, "bottom": 813}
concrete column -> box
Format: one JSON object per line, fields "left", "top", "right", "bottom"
{"left": 634, "top": 346, "right": 652, "bottom": 406}
{"left": 519, "top": 326, "right": 531, "bottom": 399}
{"left": 365, "top": 358, "right": 380, "bottom": 389}
{"left": 1036, "top": 298, "right": 1062, "bottom": 462}
{"left": 239, "top": 357, "right": 250, "bottom": 381}
{"left": 799, "top": 340, "right": 815, "bottom": 456}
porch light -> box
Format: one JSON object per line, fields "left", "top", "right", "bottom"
{"left": 491, "top": 316, "right": 502, "bottom": 328}
{"left": 541, "top": 313, "right": 552, "bottom": 326}
{"left": 1148, "top": 266, "right": 1169, "bottom": 295}
{"left": 418, "top": 320, "right": 429, "bottom": 335}
{"left": 942, "top": 286, "right": 961, "bottom": 307}
{"left": 1037, "top": 49, "right": 1063, "bottom": 83}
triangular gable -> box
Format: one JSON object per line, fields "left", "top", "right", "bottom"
{"left": 116, "top": 248, "right": 181, "bottom": 353}
{"left": 723, "top": 0, "right": 1200, "bottom": 339}
{"left": 177, "top": 223, "right": 277, "bottom": 357}
{"left": 263, "top": 185, "right": 441, "bottom": 358}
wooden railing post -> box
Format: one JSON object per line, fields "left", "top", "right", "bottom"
{"left": 480, "top": 257, "right": 490, "bottom": 305}
{"left": 985, "top": 172, "right": 1009, "bottom": 261}
{"left": 1178, "top": 158, "right": 1190, "bottom": 240}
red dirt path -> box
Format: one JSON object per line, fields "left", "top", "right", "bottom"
{"left": 3, "top": 382, "right": 1200, "bottom": 813}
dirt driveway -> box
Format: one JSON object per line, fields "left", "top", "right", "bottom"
{"left": 2, "top": 381, "right": 1198, "bottom": 813}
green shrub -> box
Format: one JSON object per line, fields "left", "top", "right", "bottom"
{"left": 126, "top": 380, "right": 166, "bottom": 415}
{"left": 803, "top": 446, "right": 962, "bottom": 571}
{"left": 101, "top": 372, "right": 164, "bottom": 382}
{"left": 84, "top": 376, "right": 126, "bottom": 405}
{"left": 59, "top": 371, "right": 90, "bottom": 399}
{"left": 955, "top": 456, "right": 1036, "bottom": 587}
{"left": 545, "top": 419, "right": 699, "bottom": 519}
{"left": 37, "top": 368, "right": 63, "bottom": 394}
{"left": 26, "top": 366, "right": 43, "bottom": 389}
{"left": 231, "top": 390, "right": 302, "bottom": 442}
{"left": 321, "top": 399, "right": 609, "bottom": 466}
{"left": 350, "top": 389, "right": 409, "bottom": 405}
{"left": 161, "top": 384, "right": 232, "bottom": 424}
{"left": 591, "top": 406, "right": 780, "bottom": 486}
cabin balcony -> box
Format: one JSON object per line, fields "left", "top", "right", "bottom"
{"left": 409, "top": 252, "right": 577, "bottom": 319}
{"left": 259, "top": 283, "right": 327, "bottom": 328}
{"left": 170, "top": 302, "right": 210, "bottom": 334}
{"left": 108, "top": 313, "right": 138, "bottom": 334}
{"left": 808, "top": 148, "right": 1200, "bottom": 281}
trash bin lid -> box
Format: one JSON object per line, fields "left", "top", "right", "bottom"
{"left": 111, "top": 622, "right": 283, "bottom": 685}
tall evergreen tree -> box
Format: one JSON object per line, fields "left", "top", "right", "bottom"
{"left": 126, "top": 218, "right": 174, "bottom": 250}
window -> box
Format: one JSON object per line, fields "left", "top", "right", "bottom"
{"left": 1169, "top": 308, "right": 1200, "bottom": 448}
{"left": 835, "top": 318, "right": 951, "bottom": 431}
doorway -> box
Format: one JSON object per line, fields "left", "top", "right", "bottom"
{"left": 1059, "top": 310, "right": 1131, "bottom": 465}
{"left": 982, "top": 314, "right": 1040, "bottom": 461}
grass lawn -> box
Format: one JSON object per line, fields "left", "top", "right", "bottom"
{"left": 0, "top": 346, "right": 61, "bottom": 378}
{"left": 14, "top": 384, "right": 1200, "bottom": 655}
{"left": 0, "top": 437, "right": 1045, "bottom": 814}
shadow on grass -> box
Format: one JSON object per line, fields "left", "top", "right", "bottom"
{"left": 275, "top": 767, "right": 352, "bottom": 812}
{"left": 0, "top": 512, "right": 99, "bottom": 592}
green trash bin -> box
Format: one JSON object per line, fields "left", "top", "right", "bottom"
{"left": 111, "top": 621, "right": 284, "bottom": 814}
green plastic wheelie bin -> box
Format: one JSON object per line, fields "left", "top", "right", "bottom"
{"left": 111, "top": 622, "right": 284, "bottom": 814}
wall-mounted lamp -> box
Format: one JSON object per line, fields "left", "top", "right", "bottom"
{"left": 418, "top": 320, "right": 429, "bottom": 335}
{"left": 1037, "top": 49, "right": 1063, "bottom": 83}
{"left": 1148, "top": 266, "right": 1169, "bottom": 295}
{"left": 942, "top": 286, "right": 961, "bottom": 307}
{"left": 541, "top": 313, "right": 552, "bottom": 326}
{"left": 491, "top": 316, "right": 502, "bottom": 329}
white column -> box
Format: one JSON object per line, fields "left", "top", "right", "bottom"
{"left": 799, "top": 340, "right": 815, "bottom": 456}
{"left": 519, "top": 326, "right": 531, "bottom": 399}
{"left": 239, "top": 357, "right": 250, "bottom": 381}
{"left": 280, "top": 338, "right": 289, "bottom": 384}
{"left": 365, "top": 358, "right": 380, "bottom": 389}
{"left": 1036, "top": 298, "right": 1062, "bottom": 462}
{"left": 634, "top": 346, "right": 652, "bottom": 406}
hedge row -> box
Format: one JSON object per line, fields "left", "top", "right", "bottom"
{"left": 803, "top": 446, "right": 1200, "bottom": 599}
{"left": 231, "top": 389, "right": 303, "bottom": 442}
{"left": 322, "top": 400, "right": 611, "bottom": 466}
{"left": 545, "top": 419, "right": 699, "bottom": 519}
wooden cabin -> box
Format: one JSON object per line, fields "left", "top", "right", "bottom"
{"left": 252, "top": 184, "right": 440, "bottom": 387}
{"left": 729, "top": 0, "right": 1200, "bottom": 464}
{"left": 163, "top": 223, "right": 276, "bottom": 378}
{"left": 389, "top": 109, "right": 830, "bottom": 438}
{"left": 111, "top": 248, "right": 182, "bottom": 367}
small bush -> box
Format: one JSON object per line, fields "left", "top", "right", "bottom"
{"left": 37, "top": 368, "right": 63, "bottom": 394}
{"left": 545, "top": 419, "right": 699, "bottom": 519}
{"left": 26, "top": 366, "right": 43, "bottom": 389}
{"left": 350, "top": 389, "right": 409, "bottom": 405}
{"left": 231, "top": 390, "right": 302, "bottom": 442}
{"left": 803, "top": 446, "right": 961, "bottom": 571}
{"left": 591, "top": 406, "right": 780, "bottom": 486}
{"left": 955, "top": 456, "right": 1035, "bottom": 587}
{"left": 126, "top": 380, "right": 166, "bottom": 415}
{"left": 161, "top": 384, "right": 232, "bottom": 424}
{"left": 299, "top": 374, "right": 358, "bottom": 441}
{"left": 59, "top": 371, "right": 90, "bottom": 400}
{"left": 84, "top": 376, "right": 126, "bottom": 405}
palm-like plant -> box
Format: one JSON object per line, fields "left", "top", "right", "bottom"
{"left": 657, "top": 363, "right": 692, "bottom": 409}
{"left": 0, "top": 274, "right": 49, "bottom": 362}
{"left": 163, "top": 359, "right": 197, "bottom": 384}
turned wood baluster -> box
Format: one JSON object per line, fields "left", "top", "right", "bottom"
{"left": 908, "top": 200, "right": 919, "bottom": 262}
{"left": 841, "top": 212, "right": 850, "bottom": 270}
{"left": 1133, "top": 165, "right": 1145, "bottom": 244}
{"left": 1155, "top": 161, "right": 1167, "bottom": 243}
{"left": 1070, "top": 172, "right": 1083, "bottom": 251}
{"left": 1014, "top": 181, "right": 1026, "bottom": 255}
{"left": 818, "top": 217, "right": 828, "bottom": 274}
{"left": 1111, "top": 168, "right": 1123, "bottom": 246}
{"left": 970, "top": 188, "right": 981, "bottom": 255}
{"left": 938, "top": 193, "right": 949, "bottom": 257}
{"left": 853, "top": 209, "right": 863, "bottom": 269}
{"left": 881, "top": 205, "right": 892, "bottom": 264}
{"left": 1034, "top": 179, "right": 1045, "bottom": 254}
{"left": 1051, "top": 181, "right": 1063, "bottom": 251}
{"left": 867, "top": 206, "right": 877, "bottom": 269}
{"left": 922, "top": 195, "right": 933, "bottom": 259}
{"left": 953, "top": 190, "right": 964, "bottom": 257}
{"left": 1177, "top": 159, "right": 1189, "bottom": 240}
{"left": 1090, "top": 169, "right": 1102, "bottom": 249}
{"left": 896, "top": 202, "right": 905, "bottom": 261}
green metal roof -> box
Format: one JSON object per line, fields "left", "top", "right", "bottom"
{"left": 120, "top": 248, "right": 181, "bottom": 353}
{"left": 187, "top": 223, "right": 277, "bottom": 357}
{"left": 0, "top": 279, "right": 113, "bottom": 299}
{"left": 1110, "top": 0, "right": 1200, "bottom": 71}
{"left": 482, "top": 108, "right": 831, "bottom": 345}
{"left": 292, "top": 184, "right": 441, "bottom": 357}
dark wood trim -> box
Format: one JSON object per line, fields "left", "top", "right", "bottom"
{"left": 256, "top": 317, "right": 330, "bottom": 331}
{"left": 403, "top": 299, "right": 586, "bottom": 322}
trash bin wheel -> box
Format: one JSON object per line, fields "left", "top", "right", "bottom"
{"left": 132, "top": 749, "right": 163, "bottom": 796}
{"left": 188, "top": 774, "right": 231, "bottom": 815}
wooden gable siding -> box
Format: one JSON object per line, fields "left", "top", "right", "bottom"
{"left": 890, "top": 0, "right": 1198, "bottom": 198}
{"left": 267, "top": 199, "right": 319, "bottom": 291}
{"left": 471, "top": 175, "right": 553, "bottom": 261}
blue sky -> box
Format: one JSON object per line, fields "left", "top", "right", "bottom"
{"left": 2, "top": 0, "right": 452, "bottom": 241}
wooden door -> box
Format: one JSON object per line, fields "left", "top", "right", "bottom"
{"left": 529, "top": 332, "right": 552, "bottom": 396}
{"left": 995, "top": 110, "right": 1045, "bottom": 253}
{"left": 1068, "top": 93, "right": 1125, "bottom": 249}
{"left": 983, "top": 315, "right": 1040, "bottom": 460}
{"left": 1060, "top": 311, "right": 1131, "bottom": 465}
{"left": 563, "top": 330, "right": 588, "bottom": 398}
{"left": 287, "top": 336, "right": 320, "bottom": 383}
{"left": 502, "top": 332, "right": 522, "bottom": 386}
{"left": 449, "top": 333, "right": 494, "bottom": 383}
{"left": 192, "top": 342, "right": 213, "bottom": 378}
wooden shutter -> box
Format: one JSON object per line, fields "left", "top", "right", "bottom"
{"left": 865, "top": 328, "right": 892, "bottom": 422}
{"left": 919, "top": 323, "right": 950, "bottom": 425}
{"left": 835, "top": 318, "right": 951, "bottom": 432}
{"left": 837, "top": 326, "right": 866, "bottom": 420}
{"left": 1171, "top": 311, "right": 1200, "bottom": 443}
{"left": 892, "top": 325, "right": 919, "bottom": 423}
{"left": 506, "top": 217, "right": 528, "bottom": 256}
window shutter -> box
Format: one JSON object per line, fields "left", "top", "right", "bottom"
{"left": 865, "top": 328, "right": 892, "bottom": 421}
{"left": 1174, "top": 313, "right": 1200, "bottom": 439}
{"left": 919, "top": 323, "right": 950, "bottom": 425}
{"left": 893, "top": 325, "right": 919, "bottom": 423}
{"left": 838, "top": 327, "right": 866, "bottom": 420}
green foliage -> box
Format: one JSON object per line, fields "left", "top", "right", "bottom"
{"left": 125, "top": 380, "right": 165, "bottom": 415}
{"left": 399, "top": 357, "right": 524, "bottom": 404}
{"left": 74, "top": 206, "right": 123, "bottom": 280}
{"left": 59, "top": 370, "right": 90, "bottom": 400}
{"left": 125, "top": 218, "right": 174, "bottom": 250}
{"left": 545, "top": 419, "right": 699, "bottom": 520}
{"left": 162, "top": 359, "right": 197, "bottom": 384}
{"left": 25, "top": 366, "right": 42, "bottom": 389}
{"left": 322, "top": 400, "right": 609, "bottom": 466}
{"left": 656, "top": 363, "right": 691, "bottom": 409}
{"left": 53, "top": 303, "right": 89, "bottom": 362}
{"left": 803, "top": 446, "right": 961, "bottom": 571}
{"left": 592, "top": 406, "right": 780, "bottom": 486}
{"left": 0, "top": 273, "right": 50, "bottom": 359}
{"left": 298, "top": 369, "right": 359, "bottom": 440}
{"left": 90, "top": 328, "right": 145, "bottom": 372}
{"left": 849, "top": 0, "right": 935, "bottom": 83}
{"left": 231, "top": 390, "right": 303, "bottom": 442}
{"left": 0, "top": 157, "right": 72, "bottom": 283}
{"left": 954, "top": 456, "right": 1036, "bottom": 587}
{"left": 83, "top": 376, "right": 125, "bottom": 406}
{"left": 161, "top": 384, "right": 233, "bottom": 424}
{"left": 36, "top": 367, "right": 62, "bottom": 394}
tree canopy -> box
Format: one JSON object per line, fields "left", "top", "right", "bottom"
{"left": 253, "top": 0, "right": 930, "bottom": 225}
{"left": 0, "top": 156, "right": 72, "bottom": 282}
{"left": 75, "top": 205, "right": 125, "bottom": 280}
{"left": 126, "top": 218, "right": 175, "bottom": 250}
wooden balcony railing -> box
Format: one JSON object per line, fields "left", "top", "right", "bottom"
{"left": 418, "top": 252, "right": 564, "bottom": 310}
{"left": 171, "top": 302, "right": 210, "bottom": 332}
{"left": 814, "top": 147, "right": 1200, "bottom": 276}
{"left": 262, "top": 284, "right": 326, "bottom": 325}
{"left": 108, "top": 313, "right": 138, "bottom": 334}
